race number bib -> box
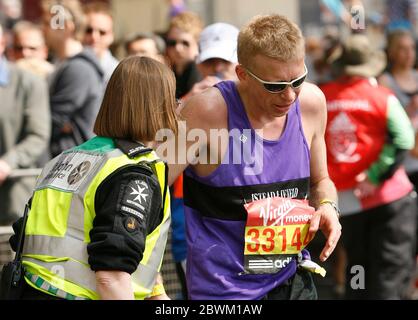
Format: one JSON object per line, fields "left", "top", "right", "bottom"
{"left": 243, "top": 197, "right": 315, "bottom": 274}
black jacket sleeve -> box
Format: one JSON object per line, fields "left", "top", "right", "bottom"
{"left": 9, "top": 217, "right": 25, "bottom": 252}
{"left": 87, "top": 165, "right": 163, "bottom": 274}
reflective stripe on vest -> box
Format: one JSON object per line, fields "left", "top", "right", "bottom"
{"left": 21, "top": 137, "right": 170, "bottom": 300}
{"left": 26, "top": 270, "right": 87, "bottom": 300}
{"left": 23, "top": 213, "right": 170, "bottom": 293}
{"left": 23, "top": 255, "right": 157, "bottom": 293}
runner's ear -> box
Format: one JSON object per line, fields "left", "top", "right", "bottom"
{"left": 235, "top": 65, "right": 248, "bottom": 82}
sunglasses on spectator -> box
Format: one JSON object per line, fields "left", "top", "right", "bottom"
{"left": 245, "top": 64, "right": 308, "bottom": 93}
{"left": 14, "top": 45, "right": 41, "bottom": 52}
{"left": 86, "top": 27, "right": 109, "bottom": 36}
{"left": 166, "top": 39, "right": 191, "bottom": 48}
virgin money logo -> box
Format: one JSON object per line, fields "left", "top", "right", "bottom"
{"left": 259, "top": 198, "right": 296, "bottom": 226}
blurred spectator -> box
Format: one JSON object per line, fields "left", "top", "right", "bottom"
{"left": 82, "top": 1, "right": 118, "bottom": 83}
{"left": 15, "top": 57, "right": 54, "bottom": 79}
{"left": 379, "top": 29, "right": 418, "bottom": 274}
{"left": 167, "top": 0, "right": 186, "bottom": 18}
{"left": 0, "top": 0, "right": 21, "bottom": 30}
{"left": 380, "top": 30, "right": 418, "bottom": 123}
{"left": 0, "top": 23, "right": 50, "bottom": 225}
{"left": 0, "top": 0, "right": 21, "bottom": 55}
{"left": 379, "top": 30, "right": 418, "bottom": 177}
{"left": 321, "top": 34, "right": 417, "bottom": 299}
{"left": 11, "top": 21, "right": 48, "bottom": 61}
{"left": 181, "top": 22, "right": 239, "bottom": 101}
{"left": 385, "top": 0, "right": 417, "bottom": 34}
{"left": 315, "top": 33, "right": 342, "bottom": 85}
{"left": 165, "top": 11, "right": 202, "bottom": 99}
{"left": 42, "top": 0, "right": 104, "bottom": 157}
{"left": 305, "top": 36, "right": 323, "bottom": 84}
{"left": 124, "top": 32, "right": 166, "bottom": 63}
{"left": 10, "top": 21, "right": 54, "bottom": 78}
{"left": 196, "top": 23, "right": 238, "bottom": 80}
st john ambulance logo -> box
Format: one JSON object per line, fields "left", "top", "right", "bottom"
{"left": 67, "top": 161, "right": 91, "bottom": 185}
{"left": 121, "top": 180, "right": 151, "bottom": 219}
{"left": 129, "top": 180, "right": 149, "bottom": 206}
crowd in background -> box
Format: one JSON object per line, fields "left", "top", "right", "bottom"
{"left": 0, "top": 0, "right": 417, "bottom": 300}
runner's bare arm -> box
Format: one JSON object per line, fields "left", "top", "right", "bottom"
{"left": 301, "top": 84, "right": 342, "bottom": 262}
{"left": 161, "top": 119, "right": 190, "bottom": 186}
{"left": 161, "top": 88, "right": 223, "bottom": 185}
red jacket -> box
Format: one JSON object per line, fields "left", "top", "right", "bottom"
{"left": 321, "top": 78, "right": 389, "bottom": 190}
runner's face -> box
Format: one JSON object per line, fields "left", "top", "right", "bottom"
{"left": 242, "top": 55, "right": 305, "bottom": 118}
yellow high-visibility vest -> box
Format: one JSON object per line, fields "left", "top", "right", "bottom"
{"left": 21, "top": 136, "right": 170, "bottom": 300}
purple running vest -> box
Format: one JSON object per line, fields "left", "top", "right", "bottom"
{"left": 183, "top": 81, "right": 311, "bottom": 299}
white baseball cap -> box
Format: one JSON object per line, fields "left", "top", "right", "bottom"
{"left": 196, "top": 22, "right": 239, "bottom": 64}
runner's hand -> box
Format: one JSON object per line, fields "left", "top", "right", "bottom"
{"left": 308, "top": 204, "right": 342, "bottom": 262}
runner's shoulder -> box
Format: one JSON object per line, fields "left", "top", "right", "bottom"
{"left": 299, "top": 82, "right": 327, "bottom": 116}
{"left": 181, "top": 87, "right": 227, "bottom": 129}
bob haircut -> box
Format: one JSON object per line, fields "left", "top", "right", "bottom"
{"left": 94, "top": 56, "right": 178, "bottom": 142}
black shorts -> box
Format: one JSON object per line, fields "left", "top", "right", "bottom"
{"left": 263, "top": 268, "right": 318, "bottom": 300}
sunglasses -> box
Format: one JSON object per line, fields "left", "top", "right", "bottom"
{"left": 14, "top": 45, "right": 41, "bottom": 52}
{"left": 245, "top": 64, "right": 308, "bottom": 93}
{"left": 166, "top": 39, "right": 190, "bottom": 48}
{"left": 86, "top": 27, "right": 109, "bottom": 36}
